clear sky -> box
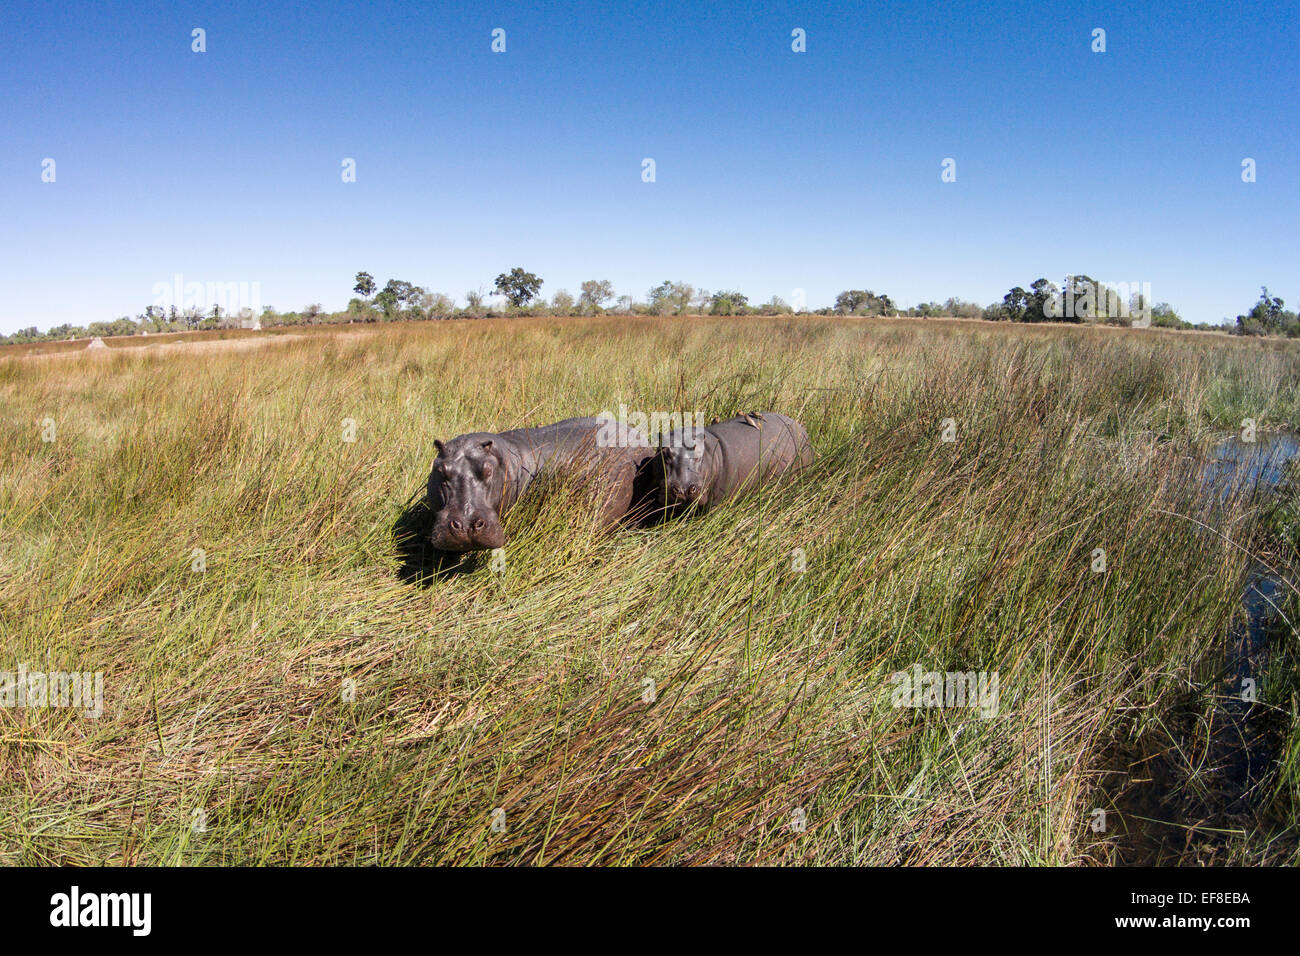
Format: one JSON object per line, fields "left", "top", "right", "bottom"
{"left": 2, "top": 0, "right": 1297, "bottom": 332}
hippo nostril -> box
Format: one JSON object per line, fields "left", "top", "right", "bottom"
{"left": 470, "top": 518, "right": 484, "bottom": 532}
{"left": 449, "top": 518, "right": 464, "bottom": 532}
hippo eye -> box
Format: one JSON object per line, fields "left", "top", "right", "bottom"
{"left": 481, "top": 461, "right": 494, "bottom": 480}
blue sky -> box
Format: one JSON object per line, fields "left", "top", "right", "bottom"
{"left": 2, "top": 0, "right": 1296, "bottom": 332}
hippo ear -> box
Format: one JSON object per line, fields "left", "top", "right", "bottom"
{"left": 480, "top": 440, "right": 494, "bottom": 452}
{"left": 434, "top": 439, "right": 446, "bottom": 456}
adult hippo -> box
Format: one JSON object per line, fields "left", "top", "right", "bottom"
{"left": 653, "top": 411, "right": 814, "bottom": 513}
{"left": 428, "top": 416, "right": 653, "bottom": 552}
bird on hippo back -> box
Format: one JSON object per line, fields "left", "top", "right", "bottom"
{"left": 655, "top": 411, "right": 814, "bottom": 513}
{"left": 427, "top": 416, "right": 653, "bottom": 552}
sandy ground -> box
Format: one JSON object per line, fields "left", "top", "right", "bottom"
{"left": 14, "top": 333, "right": 308, "bottom": 360}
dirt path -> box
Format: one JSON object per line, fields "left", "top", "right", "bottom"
{"left": 15, "top": 333, "right": 309, "bottom": 360}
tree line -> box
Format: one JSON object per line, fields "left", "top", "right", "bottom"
{"left": 2, "top": 269, "right": 1291, "bottom": 346}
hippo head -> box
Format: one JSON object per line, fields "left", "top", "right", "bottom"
{"left": 658, "top": 427, "right": 709, "bottom": 507}
{"left": 428, "top": 434, "right": 508, "bottom": 551}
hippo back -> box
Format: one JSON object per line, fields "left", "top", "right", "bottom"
{"left": 706, "top": 411, "right": 814, "bottom": 501}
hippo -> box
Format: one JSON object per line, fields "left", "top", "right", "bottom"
{"left": 653, "top": 411, "right": 814, "bottom": 513}
{"left": 428, "top": 416, "right": 653, "bottom": 552}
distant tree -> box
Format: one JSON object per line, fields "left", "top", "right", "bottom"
{"left": 371, "top": 279, "right": 423, "bottom": 319}
{"left": 709, "top": 291, "right": 749, "bottom": 315}
{"left": 835, "top": 289, "right": 891, "bottom": 316}
{"left": 671, "top": 282, "right": 695, "bottom": 314}
{"left": 647, "top": 280, "right": 675, "bottom": 315}
{"left": 420, "top": 292, "right": 454, "bottom": 319}
{"left": 646, "top": 280, "right": 693, "bottom": 315}
{"left": 303, "top": 303, "right": 323, "bottom": 324}
{"left": 1002, "top": 287, "right": 1029, "bottom": 322}
{"left": 1236, "top": 286, "right": 1297, "bottom": 336}
{"left": 404, "top": 284, "right": 428, "bottom": 317}
{"left": 1060, "top": 274, "right": 1098, "bottom": 321}
{"left": 835, "top": 290, "right": 869, "bottom": 314}
{"left": 943, "top": 297, "right": 983, "bottom": 319}
{"left": 374, "top": 287, "right": 397, "bottom": 319}
{"left": 494, "top": 268, "right": 543, "bottom": 308}
{"left": 578, "top": 280, "right": 615, "bottom": 313}
{"left": 354, "top": 272, "right": 376, "bottom": 300}
{"left": 465, "top": 288, "right": 486, "bottom": 317}
{"left": 1150, "top": 302, "right": 1183, "bottom": 329}
{"left": 762, "top": 295, "right": 792, "bottom": 315}
{"left": 1024, "top": 279, "right": 1059, "bottom": 322}
{"left": 551, "top": 289, "right": 576, "bottom": 315}
{"left": 388, "top": 280, "right": 417, "bottom": 306}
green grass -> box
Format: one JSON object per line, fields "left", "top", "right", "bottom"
{"left": 2, "top": 314, "right": 1298, "bottom": 865}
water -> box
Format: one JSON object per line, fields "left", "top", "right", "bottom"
{"left": 1199, "top": 430, "right": 1298, "bottom": 668}
{"left": 1111, "top": 432, "right": 1299, "bottom": 861}
{"left": 1200, "top": 430, "right": 1299, "bottom": 668}
{"left": 1200, "top": 431, "right": 1300, "bottom": 503}
{"left": 1198, "top": 431, "right": 1298, "bottom": 801}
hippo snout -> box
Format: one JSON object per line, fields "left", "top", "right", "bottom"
{"left": 667, "top": 481, "right": 702, "bottom": 504}
{"left": 431, "top": 513, "right": 505, "bottom": 552}
{"left": 447, "top": 516, "right": 486, "bottom": 533}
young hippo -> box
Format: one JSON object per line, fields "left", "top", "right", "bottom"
{"left": 654, "top": 411, "right": 814, "bottom": 512}
{"left": 428, "top": 416, "right": 652, "bottom": 552}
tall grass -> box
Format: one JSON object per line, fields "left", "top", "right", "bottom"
{"left": 1, "top": 315, "right": 1298, "bottom": 865}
